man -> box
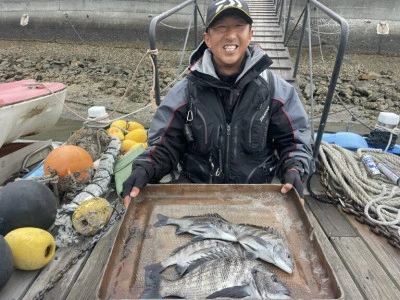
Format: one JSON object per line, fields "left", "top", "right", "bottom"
{"left": 122, "top": 0, "right": 314, "bottom": 207}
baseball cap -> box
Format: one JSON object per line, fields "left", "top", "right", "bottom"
{"left": 206, "top": 0, "right": 253, "bottom": 29}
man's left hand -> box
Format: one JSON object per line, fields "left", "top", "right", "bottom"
{"left": 281, "top": 168, "right": 304, "bottom": 205}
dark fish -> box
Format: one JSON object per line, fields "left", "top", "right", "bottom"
{"left": 141, "top": 257, "right": 291, "bottom": 299}
{"left": 145, "top": 239, "right": 254, "bottom": 281}
{"left": 153, "top": 213, "right": 237, "bottom": 242}
{"left": 235, "top": 224, "right": 294, "bottom": 274}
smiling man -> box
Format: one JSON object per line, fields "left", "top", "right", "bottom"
{"left": 122, "top": 0, "right": 315, "bottom": 207}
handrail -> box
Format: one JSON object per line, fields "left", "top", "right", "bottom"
{"left": 149, "top": 0, "right": 199, "bottom": 105}
{"left": 290, "top": 0, "right": 349, "bottom": 159}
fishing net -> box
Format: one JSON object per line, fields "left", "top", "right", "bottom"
{"left": 66, "top": 127, "right": 111, "bottom": 161}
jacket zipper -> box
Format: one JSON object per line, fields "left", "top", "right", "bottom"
{"left": 196, "top": 109, "right": 208, "bottom": 146}
{"left": 225, "top": 123, "right": 231, "bottom": 180}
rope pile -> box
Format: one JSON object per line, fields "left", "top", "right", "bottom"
{"left": 316, "top": 142, "right": 400, "bottom": 240}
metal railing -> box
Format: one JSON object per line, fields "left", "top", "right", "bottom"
{"left": 289, "top": 0, "right": 349, "bottom": 159}
{"left": 149, "top": 0, "right": 201, "bottom": 105}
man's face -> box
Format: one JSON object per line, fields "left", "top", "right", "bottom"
{"left": 204, "top": 14, "right": 253, "bottom": 76}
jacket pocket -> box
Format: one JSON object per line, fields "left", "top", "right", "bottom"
{"left": 245, "top": 155, "right": 277, "bottom": 183}
{"left": 182, "top": 153, "right": 211, "bottom": 183}
{"left": 241, "top": 102, "right": 270, "bottom": 153}
{"left": 190, "top": 109, "right": 213, "bottom": 154}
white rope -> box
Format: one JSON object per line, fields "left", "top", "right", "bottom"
{"left": 319, "top": 142, "right": 400, "bottom": 234}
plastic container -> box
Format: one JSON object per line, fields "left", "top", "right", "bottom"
{"left": 377, "top": 162, "right": 400, "bottom": 185}
{"left": 377, "top": 112, "right": 399, "bottom": 129}
{"left": 88, "top": 106, "right": 108, "bottom": 119}
{"left": 362, "top": 155, "right": 381, "bottom": 176}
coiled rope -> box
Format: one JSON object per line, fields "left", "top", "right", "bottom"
{"left": 318, "top": 141, "right": 400, "bottom": 235}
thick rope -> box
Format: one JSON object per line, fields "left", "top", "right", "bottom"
{"left": 318, "top": 142, "right": 400, "bottom": 234}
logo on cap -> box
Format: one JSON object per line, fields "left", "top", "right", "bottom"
{"left": 215, "top": 0, "right": 243, "bottom": 13}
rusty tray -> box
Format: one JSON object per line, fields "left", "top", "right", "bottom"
{"left": 98, "top": 184, "right": 342, "bottom": 299}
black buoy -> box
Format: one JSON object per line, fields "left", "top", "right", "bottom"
{"left": 0, "top": 180, "right": 57, "bottom": 236}
{"left": 0, "top": 235, "right": 13, "bottom": 291}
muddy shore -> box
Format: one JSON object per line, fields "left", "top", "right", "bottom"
{"left": 0, "top": 40, "right": 399, "bottom": 131}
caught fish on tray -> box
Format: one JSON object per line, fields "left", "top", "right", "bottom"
{"left": 141, "top": 256, "right": 291, "bottom": 299}
{"left": 144, "top": 239, "right": 255, "bottom": 284}
{"left": 154, "top": 213, "right": 237, "bottom": 242}
{"left": 99, "top": 185, "right": 340, "bottom": 300}
{"left": 153, "top": 213, "right": 294, "bottom": 274}
{"left": 235, "top": 224, "right": 294, "bottom": 274}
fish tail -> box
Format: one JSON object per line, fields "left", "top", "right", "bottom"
{"left": 144, "top": 262, "right": 164, "bottom": 286}
{"left": 140, "top": 287, "right": 161, "bottom": 299}
{"left": 154, "top": 213, "right": 169, "bottom": 227}
{"left": 141, "top": 266, "right": 163, "bottom": 299}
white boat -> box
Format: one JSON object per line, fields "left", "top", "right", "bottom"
{"left": 0, "top": 79, "right": 67, "bottom": 148}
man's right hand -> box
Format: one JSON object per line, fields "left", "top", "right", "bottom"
{"left": 122, "top": 167, "right": 149, "bottom": 208}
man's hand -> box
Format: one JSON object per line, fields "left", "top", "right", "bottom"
{"left": 123, "top": 187, "right": 140, "bottom": 208}
{"left": 281, "top": 168, "right": 304, "bottom": 205}
{"left": 122, "top": 167, "right": 149, "bottom": 208}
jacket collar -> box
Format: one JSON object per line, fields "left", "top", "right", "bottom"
{"left": 188, "top": 41, "right": 273, "bottom": 84}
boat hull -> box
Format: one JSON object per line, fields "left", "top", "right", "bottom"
{"left": 0, "top": 79, "right": 67, "bottom": 148}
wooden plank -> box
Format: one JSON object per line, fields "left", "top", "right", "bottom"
{"left": 332, "top": 236, "right": 400, "bottom": 299}
{"left": 346, "top": 215, "right": 400, "bottom": 288}
{"left": 252, "top": 26, "right": 281, "bottom": 30}
{"left": 253, "top": 33, "right": 283, "bottom": 38}
{"left": 269, "top": 59, "right": 292, "bottom": 69}
{"left": 252, "top": 20, "right": 279, "bottom": 25}
{"left": 256, "top": 42, "right": 286, "bottom": 50}
{"left": 270, "top": 69, "right": 295, "bottom": 83}
{"left": 66, "top": 220, "right": 121, "bottom": 300}
{"left": 0, "top": 269, "right": 41, "bottom": 300}
{"left": 306, "top": 196, "right": 358, "bottom": 237}
{"left": 22, "top": 238, "right": 92, "bottom": 300}
{"left": 303, "top": 205, "right": 364, "bottom": 299}
{"left": 264, "top": 50, "right": 290, "bottom": 58}
{"left": 253, "top": 36, "right": 284, "bottom": 43}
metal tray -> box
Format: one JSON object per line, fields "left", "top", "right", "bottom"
{"left": 98, "top": 184, "right": 342, "bottom": 299}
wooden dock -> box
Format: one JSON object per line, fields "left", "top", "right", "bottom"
{"left": 2, "top": 182, "right": 399, "bottom": 299}
{"left": 1, "top": 0, "right": 399, "bottom": 299}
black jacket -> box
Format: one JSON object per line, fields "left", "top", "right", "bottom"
{"left": 132, "top": 43, "right": 314, "bottom": 184}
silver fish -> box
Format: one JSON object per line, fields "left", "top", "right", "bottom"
{"left": 145, "top": 239, "right": 254, "bottom": 279}
{"left": 153, "top": 213, "right": 237, "bottom": 242}
{"left": 141, "top": 257, "right": 291, "bottom": 299}
{"left": 235, "top": 224, "right": 294, "bottom": 274}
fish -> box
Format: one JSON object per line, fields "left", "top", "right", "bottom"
{"left": 141, "top": 257, "right": 291, "bottom": 299}
{"left": 153, "top": 213, "right": 237, "bottom": 242}
{"left": 234, "top": 224, "right": 295, "bottom": 274}
{"left": 144, "top": 239, "right": 255, "bottom": 282}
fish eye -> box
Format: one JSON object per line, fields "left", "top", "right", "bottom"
{"left": 251, "top": 268, "right": 258, "bottom": 275}
{"left": 272, "top": 275, "right": 278, "bottom": 282}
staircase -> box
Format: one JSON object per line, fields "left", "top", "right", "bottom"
{"left": 247, "top": 0, "right": 295, "bottom": 83}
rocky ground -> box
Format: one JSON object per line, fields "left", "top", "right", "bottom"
{"left": 0, "top": 40, "right": 399, "bottom": 131}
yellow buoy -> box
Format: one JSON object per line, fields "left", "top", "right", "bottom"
{"left": 107, "top": 126, "right": 125, "bottom": 141}
{"left": 125, "top": 128, "right": 147, "bottom": 143}
{"left": 5, "top": 227, "right": 55, "bottom": 270}
{"left": 127, "top": 121, "right": 145, "bottom": 131}
{"left": 110, "top": 119, "right": 127, "bottom": 131}
{"left": 121, "top": 139, "right": 141, "bottom": 153}
{"left": 72, "top": 197, "right": 112, "bottom": 236}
